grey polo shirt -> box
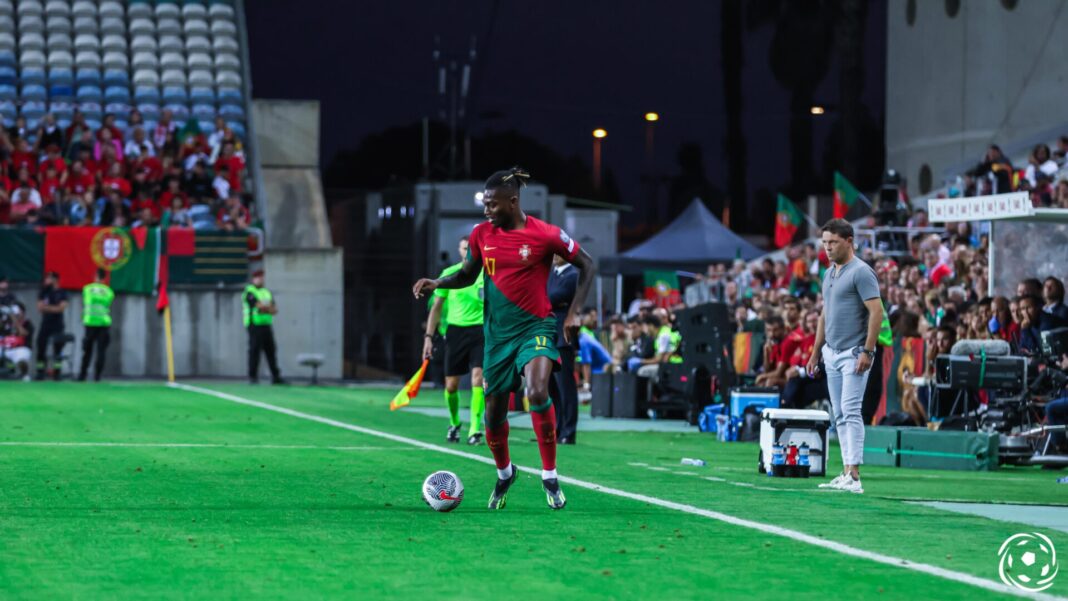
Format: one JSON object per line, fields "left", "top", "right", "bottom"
{"left": 822, "top": 256, "right": 880, "bottom": 350}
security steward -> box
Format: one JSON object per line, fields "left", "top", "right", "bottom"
{"left": 78, "top": 268, "right": 114, "bottom": 382}
{"left": 245, "top": 270, "right": 285, "bottom": 385}
{"left": 36, "top": 270, "right": 69, "bottom": 380}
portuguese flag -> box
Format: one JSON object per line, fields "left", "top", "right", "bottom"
{"left": 833, "top": 171, "right": 862, "bottom": 219}
{"left": 43, "top": 226, "right": 159, "bottom": 293}
{"left": 774, "top": 194, "right": 803, "bottom": 248}
{"left": 643, "top": 270, "right": 680, "bottom": 308}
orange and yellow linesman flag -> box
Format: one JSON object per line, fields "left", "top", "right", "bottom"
{"left": 389, "top": 360, "right": 429, "bottom": 411}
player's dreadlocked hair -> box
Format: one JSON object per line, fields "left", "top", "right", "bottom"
{"left": 484, "top": 166, "right": 531, "bottom": 196}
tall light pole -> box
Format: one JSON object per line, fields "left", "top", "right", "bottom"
{"left": 592, "top": 128, "right": 607, "bottom": 192}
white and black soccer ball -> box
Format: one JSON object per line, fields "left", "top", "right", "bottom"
{"left": 422, "top": 470, "right": 464, "bottom": 512}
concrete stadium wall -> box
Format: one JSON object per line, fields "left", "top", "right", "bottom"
{"left": 886, "top": 0, "right": 1068, "bottom": 197}
{"left": 6, "top": 248, "right": 342, "bottom": 380}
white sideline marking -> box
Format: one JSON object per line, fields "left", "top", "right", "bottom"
{"left": 0, "top": 442, "right": 422, "bottom": 451}
{"left": 169, "top": 383, "right": 1064, "bottom": 601}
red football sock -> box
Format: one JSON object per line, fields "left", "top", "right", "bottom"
{"left": 530, "top": 403, "right": 557, "bottom": 472}
{"left": 485, "top": 421, "right": 511, "bottom": 469}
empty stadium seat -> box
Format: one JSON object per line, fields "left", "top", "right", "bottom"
{"left": 212, "top": 35, "right": 238, "bottom": 54}
{"left": 19, "top": 32, "right": 44, "bottom": 52}
{"left": 187, "top": 70, "right": 212, "bottom": 87}
{"left": 155, "top": 0, "right": 180, "bottom": 20}
{"left": 185, "top": 35, "right": 210, "bottom": 54}
{"left": 133, "top": 86, "right": 159, "bottom": 104}
{"left": 18, "top": 15, "right": 43, "bottom": 34}
{"left": 208, "top": 2, "right": 234, "bottom": 20}
{"left": 74, "top": 51, "right": 100, "bottom": 70}
{"left": 71, "top": 0, "right": 95, "bottom": 19}
{"left": 44, "top": 0, "right": 69, "bottom": 18}
{"left": 17, "top": 0, "right": 43, "bottom": 18}
{"left": 192, "top": 103, "right": 214, "bottom": 119}
{"left": 104, "top": 102, "right": 130, "bottom": 116}
{"left": 183, "top": 1, "right": 208, "bottom": 20}
{"left": 99, "top": 1, "right": 123, "bottom": 20}
{"left": 0, "top": 0, "right": 10, "bottom": 16}
{"left": 131, "top": 35, "right": 156, "bottom": 53}
{"left": 160, "top": 51, "right": 184, "bottom": 70}
{"left": 161, "top": 69, "right": 186, "bottom": 86}
{"left": 76, "top": 85, "right": 102, "bottom": 103}
{"left": 132, "top": 68, "right": 159, "bottom": 87}
{"left": 214, "top": 53, "right": 240, "bottom": 73}
{"left": 0, "top": 102, "right": 16, "bottom": 126}
{"left": 158, "top": 35, "right": 182, "bottom": 53}
{"left": 104, "top": 86, "right": 129, "bottom": 104}
{"left": 0, "top": 83, "right": 14, "bottom": 101}
{"left": 164, "top": 103, "right": 188, "bottom": 119}
{"left": 132, "top": 51, "right": 158, "bottom": 70}
{"left": 187, "top": 52, "right": 212, "bottom": 70}
{"left": 0, "top": 33, "right": 12, "bottom": 53}
{"left": 0, "top": 15, "right": 13, "bottom": 34}
{"left": 157, "top": 18, "right": 181, "bottom": 36}
{"left": 183, "top": 19, "right": 209, "bottom": 37}
{"left": 48, "top": 83, "right": 73, "bottom": 100}
{"left": 0, "top": 50, "right": 14, "bottom": 68}
{"left": 21, "top": 83, "right": 46, "bottom": 101}
{"left": 22, "top": 100, "right": 46, "bottom": 124}
{"left": 227, "top": 121, "right": 245, "bottom": 139}
{"left": 137, "top": 102, "right": 159, "bottom": 119}
{"left": 47, "top": 32, "right": 72, "bottom": 51}
{"left": 78, "top": 100, "right": 102, "bottom": 118}
{"left": 0, "top": 64, "right": 14, "bottom": 84}
{"left": 128, "top": 0, "right": 152, "bottom": 20}
{"left": 48, "top": 66, "right": 73, "bottom": 84}
{"left": 19, "top": 49, "right": 44, "bottom": 69}
{"left": 74, "top": 34, "right": 99, "bottom": 53}
{"left": 48, "top": 49, "right": 73, "bottom": 69}
{"left": 102, "top": 51, "right": 128, "bottom": 70}
{"left": 217, "top": 86, "right": 241, "bottom": 106}
{"left": 19, "top": 67, "right": 44, "bottom": 85}
{"left": 84, "top": 117, "right": 101, "bottom": 130}
{"left": 73, "top": 16, "right": 97, "bottom": 34}
{"left": 45, "top": 15, "right": 70, "bottom": 33}
{"left": 101, "top": 34, "right": 125, "bottom": 53}
{"left": 162, "top": 85, "right": 187, "bottom": 104}
{"left": 211, "top": 19, "right": 237, "bottom": 37}
{"left": 102, "top": 68, "right": 128, "bottom": 87}
{"left": 129, "top": 18, "right": 153, "bottom": 37}
{"left": 100, "top": 17, "right": 125, "bottom": 35}
{"left": 75, "top": 68, "right": 101, "bottom": 86}
{"left": 49, "top": 101, "right": 73, "bottom": 121}
{"left": 189, "top": 85, "right": 214, "bottom": 104}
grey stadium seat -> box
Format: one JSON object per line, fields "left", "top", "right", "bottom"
{"left": 158, "top": 35, "right": 182, "bottom": 53}
{"left": 74, "top": 51, "right": 101, "bottom": 70}
{"left": 17, "top": 15, "right": 43, "bottom": 34}
{"left": 214, "top": 53, "right": 240, "bottom": 73}
{"left": 187, "top": 69, "right": 212, "bottom": 87}
{"left": 71, "top": 0, "right": 95, "bottom": 19}
{"left": 159, "top": 51, "right": 183, "bottom": 70}
{"left": 44, "top": 0, "right": 69, "bottom": 17}
{"left": 186, "top": 52, "right": 212, "bottom": 71}
{"left": 160, "top": 69, "right": 186, "bottom": 86}
{"left": 102, "top": 51, "right": 127, "bottom": 70}
{"left": 18, "top": 32, "right": 44, "bottom": 52}
{"left": 208, "top": 3, "right": 234, "bottom": 20}
{"left": 182, "top": 2, "right": 207, "bottom": 20}
{"left": 185, "top": 35, "right": 210, "bottom": 54}
{"left": 211, "top": 20, "right": 236, "bottom": 37}
{"left": 98, "top": 1, "right": 124, "bottom": 20}
{"left": 130, "top": 35, "right": 156, "bottom": 54}
{"left": 154, "top": 1, "right": 179, "bottom": 20}
{"left": 73, "top": 16, "right": 97, "bottom": 34}
{"left": 100, "top": 17, "right": 125, "bottom": 36}
{"left": 156, "top": 18, "right": 181, "bottom": 36}
{"left": 47, "top": 32, "right": 73, "bottom": 51}
{"left": 46, "top": 15, "right": 71, "bottom": 33}
{"left": 47, "top": 49, "right": 73, "bottom": 69}
{"left": 74, "top": 34, "right": 99, "bottom": 53}
{"left": 129, "top": 18, "right": 153, "bottom": 37}
{"left": 17, "top": 0, "right": 43, "bottom": 18}
{"left": 213, "top": 35, "right": 238, "bottom": 54}
{"left": 132, "top": 69, "right": 159, "bottom": 87}
{"left": 131, "top": 51, "right": 158, "bottom": 70}
{"left": 101, "top": 34, "right": 126, "bottom": 53}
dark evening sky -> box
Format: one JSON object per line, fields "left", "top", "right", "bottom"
{"left": 244, "top": 1, "right": 886, "bottom": 225}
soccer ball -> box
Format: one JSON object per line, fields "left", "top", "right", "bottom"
{"left": 421, "top": 471, "right": 464, "bottom": 512}
{"left": 999, "top": 532, "right": 1059, "bottom": 592}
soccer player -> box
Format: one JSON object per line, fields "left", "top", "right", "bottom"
{"left": 423, "top": 235, "right": 487, "bottom": 445}
{"left": 412, "top": 167, "right": 594, "bottom": 510}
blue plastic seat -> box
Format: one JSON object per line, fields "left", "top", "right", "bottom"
{"left": 133, "top": 86, "right": 159, "bottom": 104}
{"left": 217, "top": 87, "right": 241, "bottom": 106}
{"left": 161, "top": 85, "right": 187, "bottom": 104}
{"left": 75, "top": 68, "right": 101, "bottom": 86}
{"left": 76, "top": 84, "right": 102, "bottom": 103}
{"left": 104, "top": 85, "right": 129, "bottom": 103}
{"left": 227, "top": 120, "right": 245, "bottom": 139}
{"left": 102, "top": 68, "right": 128, "bottom": 87}
{"left": 48, "top": 83, "right": 74, "bottom": 100}
{"left": 20, "top": 67, "right": 45, "bottom": 85}
{"left": 21, "top": 83, "right": 46, "bottom": 101}
{"left": 0, "top": 83, "right": 15, "bottom": 101}
{"left": 48, "top": 67, "right": 73, "bottom": 85}
{"left": 189, "top": 85, "right": 214, "bottom": 104}
{"left": 0, "top": 65, "right": 14, "bottom": 85}
{"left": 218, "top": 104, "right": 243, "bottom": 120}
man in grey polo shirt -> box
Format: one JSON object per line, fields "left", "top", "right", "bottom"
{"left": 806, "top": 219, "right": 883, "bottom": 494}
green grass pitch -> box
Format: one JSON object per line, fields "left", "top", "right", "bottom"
{"left": 0, "top": 381, "right": 1065, "bottom": 599}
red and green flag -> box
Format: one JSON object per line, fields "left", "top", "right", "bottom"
{"left": 44, "top": 226, "right": 159, "bottom": 293}
{"left": 643, "top": 270, "right": 680, "bottom": 308}
{"left": 774, "top": 194, "right": 803, "bottom": 248}
{"left": 833, "top": 171, "right": 863, "bottom": 219}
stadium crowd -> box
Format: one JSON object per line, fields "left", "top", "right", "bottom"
{"left": 0, "top": 108, "right": 252, "bottom": 230}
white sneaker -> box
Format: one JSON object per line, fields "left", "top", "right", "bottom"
{"left": 837, "top": 475, "right": 864, "bottom": 494}
{"left": 818, "top": 473, "right": 847, "bottom": 489}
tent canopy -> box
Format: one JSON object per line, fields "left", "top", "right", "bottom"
{"left": 599, "top": 199, "right": 765, "bottom": 275}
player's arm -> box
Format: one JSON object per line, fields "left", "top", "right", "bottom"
{"left": 562, "top": 248, "right": 595, "bottom": 344}
{"left": 413, "top": 255, "right": 480, "bottom": 298}
{"left": 856, "top": 297, "right": 883, "bottom": 373}
{"left": 422, "top": 297, "right": 445, "bottom": 359}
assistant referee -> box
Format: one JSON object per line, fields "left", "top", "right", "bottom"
{"left": 807, "top": 219, "right": 883, "bottom": 495}
{"left": 423, "top": 235, "right": 486, "bottom": 445}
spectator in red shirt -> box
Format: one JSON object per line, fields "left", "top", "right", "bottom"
{"left": 153, "top": 108, "right": 177, "bottom": 150}
{"left": 39, "top": 144, "right": 67, "bottom": 182}
{"left": 8, "top": 166, "right": 35, "bottom": 194}
{"left": 39, "top": 163, "right": 61, "bottom": 205}
{"left": 216, "top": 191, "right": 249, "bottom": 231}
{"left": 131, "top": 188, "right": 161, "bottom": 223}
{"left": 214, "top": 142, "right": 245, "bottom": 194}
{"left": 64, "top": 159, "right": 96, "bottom": 196}
{"left": 781, "top": 310, "right": 827, "bottom": 409}
{"left": 10, "top": 138, "right": 37, "bottom": 176}
{"left": 9, "top": 183, "right": 41, "bottom": 223}
{"left": 0, "top": 188, "right": 10, "bottom": 224}
{"left": 101, "top": 162, "right": 131, "bottom": 198}
{"left": 97, "top": 113, "right": 124, "bottom": 142}
{"left": 755, "top": 315, "right": 788, "bottom": 388}
{"left": 158, "top": 176, "right": 188, "bottom": 209}
{"left": 991, "top": 296, "right": 1020, "bottom": 346}
{"left": 94, "top": 127, "right": 123, "bottom": 163}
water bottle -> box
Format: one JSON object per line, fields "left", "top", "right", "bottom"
{"left": 798, "top": 443, "right": 810, "bottom": 466}
{"left": 770, "top": 443, "right": 785, "bottom": 477}
{"left": 680, "top": 458, "right": 707, "bottom": 467}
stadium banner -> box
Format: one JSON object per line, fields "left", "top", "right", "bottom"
{"left": 0, "top": 228, "right": 44, "bottom": 282}
{"left": 927, "top": 191, "right": 1031, "bottom": 222}
{"left": 168, "top": 231, "right": 249, "bottom": 285}
{"left": 873, "top": 336, "right": 925, "bottom": 425}
{"left": 44, "top": 226, "right": 159, "bottom": 293}
{"left": 643, "top": 270, "right": 680, "bottom": 308}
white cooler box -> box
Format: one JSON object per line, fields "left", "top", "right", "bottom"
{"left": 759, "top": 408, "right": 831, "bottom": 477}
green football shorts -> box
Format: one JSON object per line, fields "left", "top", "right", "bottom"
{"left": 482, "top": 317, "right": 560, "bottom": 396}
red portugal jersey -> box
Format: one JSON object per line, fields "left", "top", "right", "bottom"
{"left": 468, "top": 215, "right": 580, "bottom": 340}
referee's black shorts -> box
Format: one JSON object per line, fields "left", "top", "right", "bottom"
{"left": 444, "top": 324, "right": 484, "bottom": 377}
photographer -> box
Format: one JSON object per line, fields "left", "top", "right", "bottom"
{"left": 0, "top": 301, "right": 34, "bottom": 381}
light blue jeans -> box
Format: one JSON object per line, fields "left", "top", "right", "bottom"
{"left": 822, "top": 344, "right": 872, "bottom": 467}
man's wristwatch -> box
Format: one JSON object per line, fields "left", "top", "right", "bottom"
{"left": 861, "top": 348, "right": 876, "bottom": 359}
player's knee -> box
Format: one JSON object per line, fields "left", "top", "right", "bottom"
{"left": 444, "top": 377, "right": 460, "bottom": 393}
{"left": 471, "top": 370, "right": 484, "bottom": 387}
{"left": 526, "top": 385, "right": 549, "bottom": 407}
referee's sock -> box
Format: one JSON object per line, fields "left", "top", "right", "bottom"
{"left": 468, "top": 387, "right": 485, "bottom": 436}
{"left": 445, "top": 390, "right": 461, "bottom": 427}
